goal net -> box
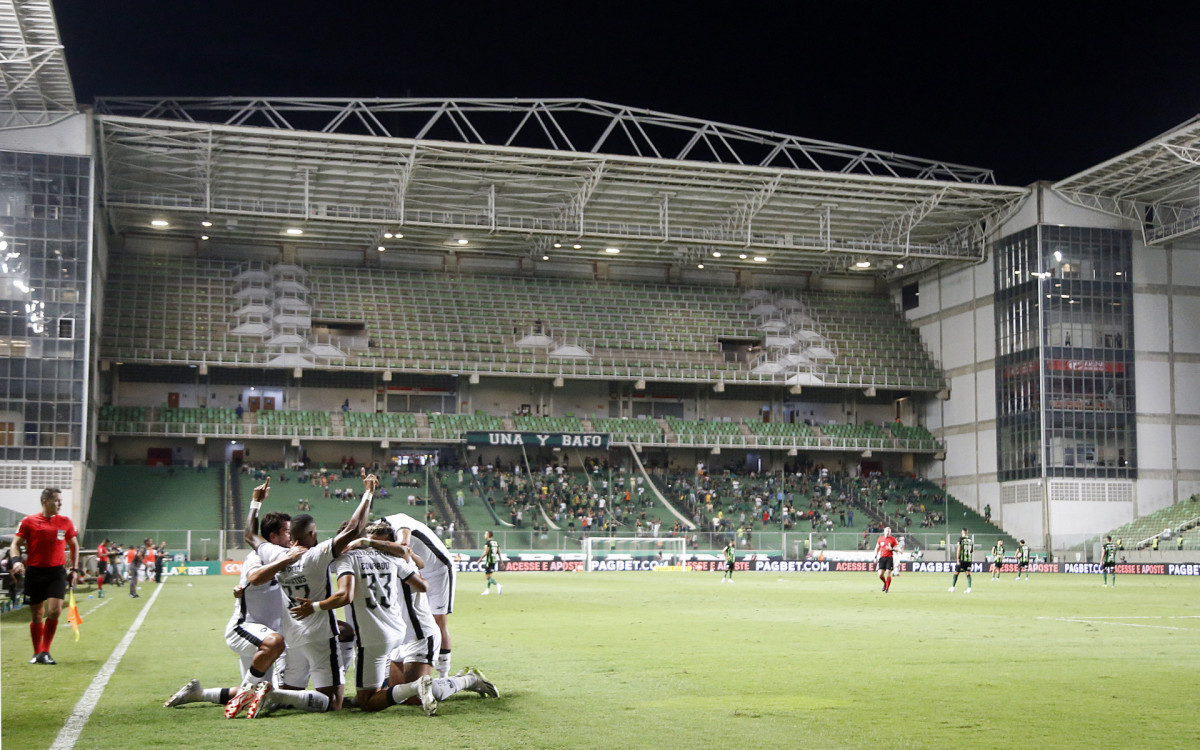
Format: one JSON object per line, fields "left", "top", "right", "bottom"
{"left": 581, "top": 536, "right": 688, "bottom": 572}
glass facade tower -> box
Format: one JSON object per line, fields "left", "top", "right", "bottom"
{"left": 995, "top": 225, "right": 1135, "bottom": 482}
{"left": 0, "top": 151, "right": 93, "bottom": 461}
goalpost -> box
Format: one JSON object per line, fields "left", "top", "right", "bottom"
{"left": 581, "top": 536, "right": 688, "bottom": 572}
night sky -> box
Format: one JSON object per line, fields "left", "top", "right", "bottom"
{"left": 56, "top": 2, "right": 1200, "bottom": 186}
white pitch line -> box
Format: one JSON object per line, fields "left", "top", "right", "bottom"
{"left": 50, "top": 582, "right": 165, "bottom": 750}
{"left": 81, "top": 598, "right": 112, "bottom": 618}
{"left": 1038, "top": 616, "right": 1189, "bottom": 631}
{"left": 1052, "top": 615, "right": 1200, "bottom": 620}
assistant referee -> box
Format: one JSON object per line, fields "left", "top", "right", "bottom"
{"left": 9, "top": 488, "right": 80, "bottom": 665}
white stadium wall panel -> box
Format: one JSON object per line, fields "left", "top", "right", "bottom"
{"left": 943, "top": 433, "right": 979, "bottom": 480}
{"left": 1135, "top": 423, "right": 1174, "bottom": 471}
{"left": 1173, "top": 296, "right": 1200, "bottom": 354}
{"left": 1175, "top": 363, "right": 1200, "bottom": 415}
{"left": 1132, "top": 245, "right": 1169, "bottom": 285}
{"left": 1173, "top": 248, "right": 1200, "bottom": 286}
{"left": 975, "top": 368, "right": 996, "bottom": 422}
{"left": 944, "top": 374, "right": 978, "bottom": 428}
{"left": 940, "top": 268, "right": 974, "bottom": 309}
{"left": 940, "top": 312, "right": 976, "bottom": 370}
{"left": 1136, "top": 479, "right": 1179, "bottom": 517}
{"left": 976, "top": 428, "right": 998, "bottom": 475}
{"left": 1132, "top": 360, "right": 1172, "bottom": 414}
{"left": 1175, "top": 425, "right": 1200, "bottom": 472}
{"left": 973, "top": 304, "right": 996, "bottom": 364}
{"left": 1132, "top": 294, "right": 1169, "bottom": 353}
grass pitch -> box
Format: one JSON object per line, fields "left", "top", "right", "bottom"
{"left": 3, "top": 570, "right": 1199, "bottom": 749}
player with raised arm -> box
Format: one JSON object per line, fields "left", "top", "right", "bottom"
{"left": 721, "top": 540, "right": 735, "bottom": 583}
{"left": 949, "top": 528, "right": 974, "bottom": 593}
{"left": 873, "top": 526, "right": 898, "bottom": 593}
{"left": 352, "top": 520, "right": 497, "bottom": 715}
{"left": 267, "top": 473, "right": 377, "bottom": 712}
{"left": 166, "top": 479, "right": 318, "bottom": 716}
{"left": 1015, "top": 539, "right": 1031, "bottom": 581}
{"left": 481, "top": 530, "right": 502, "bottom": 596}
{"left": 1101, "top": 535, "right": 1118, "bottom": 587}
{"left": 990, "top": 539, "right": 1005, "bottom": 581}
{"left": 384, "top": 510, "right": 460, "bottom": 678}
{"left": 9, "top": 488, "right": 79, "bottom": 665}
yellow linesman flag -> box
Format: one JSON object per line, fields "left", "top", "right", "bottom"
{"left": 68, "top": 589, "right": 82, "bottom": 641}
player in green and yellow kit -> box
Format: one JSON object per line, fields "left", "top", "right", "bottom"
{"left": 1101, "top": 535, "right": 1118, "bottom": 587}
{"left": 1014, "top": 540, "right": 1031, "bottom": 581}
{"left": 990, "top": 539, "right": 1005, "bottom": 580}
{"left": 949, "top": 528, "right": 973, "bottom": 593}
{"left": 481, "top": 530, "right": 502, "bottom": 595}
{"left": 721, "top": 541, "right": 735, "bottom": 583}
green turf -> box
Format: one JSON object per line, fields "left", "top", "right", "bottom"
{"left": 3, "top": 571, "right": 1199, "bottom": 749}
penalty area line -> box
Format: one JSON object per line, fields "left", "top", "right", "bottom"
{"left": 50, "top": 581, "right": 166, "bottom": 750}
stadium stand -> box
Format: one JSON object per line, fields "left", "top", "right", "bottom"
{"left": 101, "top": 258, "right": 946, "bottom": 390}
{"left": 83, "top": 466, "right": 221, "bottom": 551}
{"left": 1094, "top": 497, "right": 1200, "bottom": 550}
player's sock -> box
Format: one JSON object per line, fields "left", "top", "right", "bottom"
{"left": 248, "top": 666, "right": 267, "bottom": 680}
{"left": 951, "top": 574, "right": 959, "bottom": 588}
{"left": 339, "top": 641, "right": 355, "bottom": 675}
{"left": 267, "top": 688, "right": 330, "bottom": 712}
{"left": 437, "top": 649, "right": 452, "bottom": 679}
{"left": 203, "top": 687, "right": 235, "bottom": 705}
{"left": 966, "top": 574, "right": 972, "bottom": 587}
{"left": 1111, "top": 573, "right": 1115, "bottom": 587}
{"left": 388, "top": 680, "right": 420, "bottom": 705}
{"left": 30, "top": 622, "right": 43, "bottom": 654}
{"left": 430, "top": 675, "right": 471, "bottom": 701}
{"left": 1102, "top": 570, "right": 1108, "bottom": 585}
{"left": 884, "top": 577, "right": 891, "bottom": 592}
{"left": 41, "top": 619, "right": 58, "bottom": 653}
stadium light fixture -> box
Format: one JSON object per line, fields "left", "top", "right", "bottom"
{"left": 383, "top": 232, "right": 393, "bottom": 238}
{"left": 753, "top": 256, "right": 767, "bottom": 263}
{"left": 895, "top": 262, "right": 904, "bottom": 269}
{"left": 739, "top": 254, "right": 748, "bottom": 259}
{"left": 573, "top": 244, "right": 582, "bottom": 249}
{"left": 457, "top": 238, "right": 469, "bottom": 245}
{"left": 712, "top": 252, "right": 721, "bottom": 258}
{"left": 201, "top": 235, "right": 209, "bottom": 240}
{"left": 151, "top": 219, "right": 169, "bottom": 227}
{"left": 855, "top": 260, "right": 871, "bottom": 268}
{"left": 697, "top": 264, "right": 704, "bottom": 269}
{"left": 201, "top": 220, "right": 213, "bottom": 227}
{"left": 377, "top": 246, "right": 386, "bottom": 252}
{"left": 553, "top": 243, "right": 562, "bottom": 248}
{"left": 1053, "top": 250, "right": 1062, "bottom": 262}
{"left": 605, "top": 247, "right": 620, "bottom": 254}
{"left": 394, "top": 232, "right": 403, "bottom": 239}
{"left": 285, "top": 228, "right": 304, "bottom": 235}
{"left": 542, "top": 255, "right": 550, "bottom": 261}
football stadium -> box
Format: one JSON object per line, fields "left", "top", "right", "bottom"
{"left": 2, "top": 2, "right": 1199, "bottom": 748}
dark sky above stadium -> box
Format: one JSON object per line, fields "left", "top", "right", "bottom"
{"left": 56, "top": 2, "right": 1200, "bottom": 186}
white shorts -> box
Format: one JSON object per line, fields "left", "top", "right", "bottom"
{"left": 388, "top": 632, "right": 441, "bottom": 666}
{"left": 422, "top": 564, "right": 456, "bottom": 616}
{"left": 281, "top": 637, "right": 343, "bottom": 690}
{"left": 225, "top": 621, "right": 286, "bottom": 685}
{"left": 353, "top": 638, "right": 401, "bottom": 690}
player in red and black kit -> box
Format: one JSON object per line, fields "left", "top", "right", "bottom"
{"left": 95, "top": 539, "right": 111, "bottom": 598}
{"left": 9, "top": 488, "right": 80, "bottom": 665}
{"left": 873, "top": 526, "right": 899, "bottom": 593}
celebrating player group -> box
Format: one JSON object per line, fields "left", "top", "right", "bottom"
{"left": 164, "top": 473, "right": 497, "bottom": 718}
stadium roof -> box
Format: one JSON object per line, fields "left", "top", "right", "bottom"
{"left": 0, "top": 0, "right": 76, "bottom": 129}
{"left": 1054, "top": 115, "right": 1200, "bottom": 245}
{"left": 93, "top": 98, "right": 1028, "bottom": 277}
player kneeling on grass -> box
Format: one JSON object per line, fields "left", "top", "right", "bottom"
{"left": 167, "top": 482, "right": 330, "bottom": 717}
{"left": 383, "top": 510, "right": 460, "bottom": 678}
{"left": 348, "top": 519, "right": 497, "bottom": 715}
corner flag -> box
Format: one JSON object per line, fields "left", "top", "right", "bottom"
{"left": 68, "top": 588, "right": 82, "bottom": 641}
